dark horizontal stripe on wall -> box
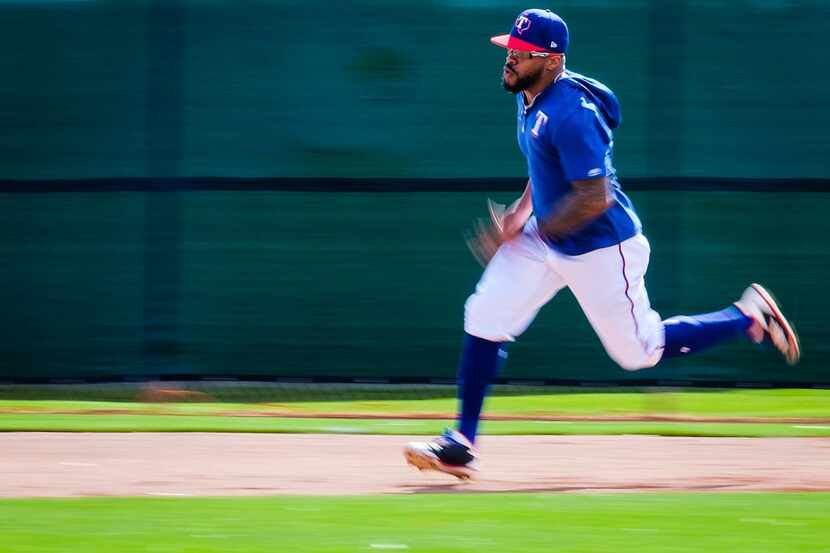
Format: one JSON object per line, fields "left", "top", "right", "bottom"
{"left": 1, "top": 177, "right": 829, "bottom": 193}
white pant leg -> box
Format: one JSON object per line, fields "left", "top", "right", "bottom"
{"left": 464, "top": 221, "right": 566, "bottom": 342}
{"left": 557, "top": 234, "right": 664, "bottom": 370}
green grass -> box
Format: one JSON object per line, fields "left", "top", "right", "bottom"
{"left": 1, "top": 414, "right": 829, "bottom": 436}
{"left": 0, "top": 494, "right": 828, "bottom": 553}
{"left": 1, "top": 388, "right": 828, "bottom": 437}
{"left": 2, "top": 388, "right": 830, "bottom": 418}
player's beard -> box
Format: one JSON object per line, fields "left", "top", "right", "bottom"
{"left": 502, "top": 65, "right": 544, "bottom": 94}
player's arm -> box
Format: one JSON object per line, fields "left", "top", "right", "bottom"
{"left": 537, "top": 176, "right": 613, "bottom": 240}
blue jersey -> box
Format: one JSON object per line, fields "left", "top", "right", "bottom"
{"left": 516, "top": 71, "right": 641, "bottom": 255}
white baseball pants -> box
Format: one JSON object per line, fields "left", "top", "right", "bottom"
{"left": 464, "top": 218, "right": 665, "bottom": 370}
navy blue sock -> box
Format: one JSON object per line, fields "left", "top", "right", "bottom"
{"left": 456, "top": 333, "right": 507, "bottom": 443}
{"left": 662, "top": 306, "right": 752, "bottom": 359}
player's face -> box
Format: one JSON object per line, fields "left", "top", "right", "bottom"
{"left": 501, "top": 51, "right": 547, "bottom": 93}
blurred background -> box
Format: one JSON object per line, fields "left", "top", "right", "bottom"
{"left": 1, "top": 0, "right": 828, "bottom": 387}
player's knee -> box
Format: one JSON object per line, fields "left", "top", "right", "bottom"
{"left": 463, "top": 294, "right": 481, "bottom": 324}
{"left": 464, "top": 294, "right": 512, "bottom": 342}
{"left": 607, "top": 346, "right": 660, "bottom": 371}
{"left": 615, "top": 358, "right": 653, "bottom": 371}
{"left": 603, "top": 320, "right": 664, "bottom": 371}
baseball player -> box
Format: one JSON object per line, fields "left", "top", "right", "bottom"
{"left": 404, "top": 8, "right": 801, "bottom": 479}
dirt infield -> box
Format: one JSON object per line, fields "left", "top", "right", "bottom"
{"left": 1, "top": 433, "right": 828, "bottom": 497}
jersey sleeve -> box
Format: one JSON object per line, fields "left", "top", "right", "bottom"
{"left": 552, "top": 105, "right": 612, "bottom": 182}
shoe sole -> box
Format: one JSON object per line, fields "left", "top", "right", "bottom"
{"left": 403, "top": 447, "right": 475, "bottom": 480}
{"left": 751, "top": 283, "right": 801, "bottom": 365}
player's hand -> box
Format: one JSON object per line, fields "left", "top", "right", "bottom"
{"left": 489, "top": 198, "right": 527, "bottom": 240}
{"left": 464, "top": 198, "right": 524, "bottom": 267}
{"left": 464, "top": 218, "right": 502, "bottom": 266}
{"left": 487, "top": 198, "right": 507, "bottom": 234}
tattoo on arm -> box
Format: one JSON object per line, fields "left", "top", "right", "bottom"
{"left": 538, "top": 177, "right": 613, "bottom": 240}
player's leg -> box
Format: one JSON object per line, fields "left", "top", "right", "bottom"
{"left": 456, "top": 230, "right": 564, "bottom": 443}
{"left": 559, "top": 233, "right": 664, "bottom": 369}
{"left": 454, "top": 335, "right": 506, "bottom": 446}
{"left": 563, "top": 234, "right": 799, "bottom": 369}
{"left": 567, "top": 233, "right": 755, "bottom": 369}
{"left": 458, "top": 221, "right": 568, "bottom": 437}
{"left": 404, "top": 225, "right": 565, "bottom": 477}
{"left": 660, "top": 282, "right": 799, "bottom": 364}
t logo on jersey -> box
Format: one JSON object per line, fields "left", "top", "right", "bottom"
{"left": 530, "top": 111, "right": 548, "bottom": 138}
{"left": 515, "top": 15, "right": 531, "bottom": 34}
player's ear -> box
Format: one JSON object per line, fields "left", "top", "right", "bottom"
{"left": 546, "top": 56, "right": 560, "bottom": 71}
{"left": 545, "top": 56, "right": 559, "bottom": 71}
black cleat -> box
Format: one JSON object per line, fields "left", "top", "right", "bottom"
{"left": 403, "top": 429, "right": 478, "bottom": 480}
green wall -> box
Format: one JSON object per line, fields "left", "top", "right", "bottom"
{"left": 1, "top": 1, "right": 826, "bottom": 383}
{"left": 0, "top": 191, "right": 824, "bottom": 384}
{"left": 1, "top": 0, "right": 828, "bottom": 180}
